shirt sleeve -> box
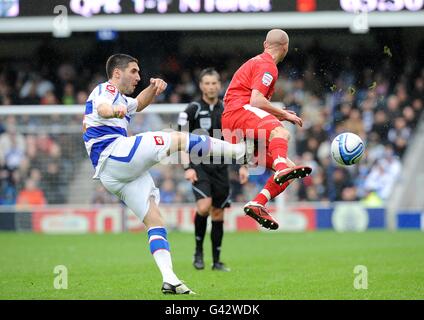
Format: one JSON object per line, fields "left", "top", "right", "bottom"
{"left": 178, "top": 103, "right": 197, "bottom": 131}
{"left": 95, "top": 83, "right": 118, "bottom": 107}
{"left": 251, "top": 62, "right": 277, "bottom": 98}
{"left": 126, "top": 97, "right": 138, "bottom": 115}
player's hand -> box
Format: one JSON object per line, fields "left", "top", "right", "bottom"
{"left": 280, "top": 109, "right": 303, "bottom": 127}
{"left": 150, "top": 78, "right": 167, "bottom": 96}
{"left": 113, "top": 105, "right": 127, "bottom": 119}
{"left": 239, "top": 165, "right": 249, "bottom": 184}
{"left": 184, "top": 168, "right": 198, "bottom": 184}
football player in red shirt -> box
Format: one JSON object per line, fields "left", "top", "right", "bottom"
{"left": 222, "top": 29, "right": 312, "bottom": 230}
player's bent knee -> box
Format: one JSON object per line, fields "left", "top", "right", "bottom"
{"left": 270, "top": 126, "right": 290, "bottom": 141}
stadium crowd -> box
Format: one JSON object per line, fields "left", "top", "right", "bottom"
{"left": 0, "top": 40, "right": 423, "bottom": 206}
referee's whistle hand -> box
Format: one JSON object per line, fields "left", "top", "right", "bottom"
{"left": 184, "top": 169, "right": 198, "bottom": 184}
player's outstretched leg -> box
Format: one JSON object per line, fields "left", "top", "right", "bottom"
{"left": 268, "top": 127, "right": 312, "bottom": 185}
{"left": 244, "top": 154, "right": 303, "bottom": 230}
{"left": 144, "top": 199, "right": 196, "bottom": 295}
{"left": 244, "top": 178, "right": 291, "bottom": 230}
{"left": 168, "top": 131, "right": 246, "bottom": 162}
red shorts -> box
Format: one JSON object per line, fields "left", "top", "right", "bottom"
{"left": 221, "top": 105, "right": 283, "bottom": 145}
{"left": 222, "top": 105, "right": 283, "bottom": 170}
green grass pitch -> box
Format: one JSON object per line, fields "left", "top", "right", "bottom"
{"left": 0, "top": 231, "right": 423, "bottom": 300}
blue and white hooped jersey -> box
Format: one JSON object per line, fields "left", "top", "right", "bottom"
{"left": 83, "top": 81, "right": 138, "bottom": 179}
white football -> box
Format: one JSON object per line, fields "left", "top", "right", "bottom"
{"left": 331, "top": 132, "right": 365, "bottom": 166}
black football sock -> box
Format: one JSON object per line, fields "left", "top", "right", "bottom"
{"left": 211, "top": 220, "right": 224, "bottom": 263}
{"left": 194, "top": 212, "right": 208, "bottom": 254}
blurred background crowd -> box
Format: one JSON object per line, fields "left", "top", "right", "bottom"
{"left": 1, "top": 31, "right": 423, "bottom": 206}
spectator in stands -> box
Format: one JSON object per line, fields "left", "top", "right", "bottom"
{"left": 16, "top": 178, "right": 46, "bottom": 207}
{"left": 40, "top": 90, "right": 59, "bottom": 105}
{"left": 402, "top": 106, "right": 417, "bottom": 130}
{"left": 388, "top": 117, "right": 411, "bottom": 157}
{"left": 385, "top": 95, "right": 402, "bottom": 119}
{"left": 360, "top": 97, "right": 376, "bottom": 134}
{"left": 363, "top": 145, "right": 401, "bottom": 201}
{"left": 160, "top": 179, "right": 177, "bottom": 204}
{"left": 62, "top": 83, "right": 76, "bottom": 105}
{"left": 19, "top": 73, "right": 54, "bottom": 101}
{"left": 328, "top": 167, "right": 353, "bottom": 201}
{"left": 412, "top": 98, "right": 423, "bottom": 118}
{"left": 344, "top": 108, "right": 365, "bottom": 139}
{"left": 371, "top": 110, "right": 390, "bottom": 144}
{"left": 76, "top": 90, "right": 89, "bottom": 104}
{"left": 42, "top": 161, "right": 66, "bottom": 204}
{"left": 0, "top": 122, "right": 26, "bottom": 170}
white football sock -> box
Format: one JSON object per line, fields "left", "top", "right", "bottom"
{"left": 152, "top": 249, "right": 180, "bottom": 286}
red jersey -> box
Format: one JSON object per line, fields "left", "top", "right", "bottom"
{"left": 224, "top": 52, "right": 278, "bottom": 113}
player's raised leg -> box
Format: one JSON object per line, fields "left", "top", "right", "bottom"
{"left": 244, "top": 157, "right": 295, "bottom": 230}
{"left": 168, "top": 131, "right": 246, "bottom": 161}
{"left": 241, "top": 114, "right": 311, "bottom": 230}
{"left": 269, "top": 126, "right": 312, "bottom": 185}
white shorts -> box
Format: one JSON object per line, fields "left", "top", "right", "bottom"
{"left": 99, "top": 131, "right": 171, "bottom": 221}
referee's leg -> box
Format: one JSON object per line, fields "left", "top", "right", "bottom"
{"left": 210, "top": 169, "right": 231, "bottom": 272}
{"left": 192, "top": 172, "right": 212, "bottom": 270}
{"left": 210, "top": 207, "right": 229, "bottom": 272}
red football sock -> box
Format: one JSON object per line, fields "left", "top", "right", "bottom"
{"left": 253, "top": 175, "right": 290, "bottom": 206}
{"left": 268, "top": 137, "right": 289, "bottom": 172}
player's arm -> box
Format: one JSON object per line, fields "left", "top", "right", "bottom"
{"left": 250, "top": 90, "right": 303, "bottom": 127}
{"left": 97, "top": 100, "right": 127, "bottom": 119}
{"left": 135, "top": 78, "right": 167, "bottom": 112}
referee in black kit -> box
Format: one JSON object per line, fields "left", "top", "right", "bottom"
{"left": 178, "top": 68, "right": 248, "bottom": 272}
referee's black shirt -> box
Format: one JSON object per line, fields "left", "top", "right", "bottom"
{"left": 178, "top": 98, "right": 228, "bottom": 169}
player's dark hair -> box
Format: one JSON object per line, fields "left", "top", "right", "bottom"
{"left": 106, "top": 54, "right": 138, "bottom": 79}
{"left": 199, "top": 68, "right": 220, "bottom": 83}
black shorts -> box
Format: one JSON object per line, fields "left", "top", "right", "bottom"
{"left": 191, "top": 164, "right": 231, "bottom": 208}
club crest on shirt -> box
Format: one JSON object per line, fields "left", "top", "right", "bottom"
{"left": 154, "top": 136, "right": 164, "bottom": 145}
{"left": 262, "top": 72, "right": 273, "bottom": 87}
{"left": 106, "top": 84, "right": 117, "bottom": 94}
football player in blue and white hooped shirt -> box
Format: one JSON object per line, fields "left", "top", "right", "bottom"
{"left": 83, "top": 54, "right": 246, "bottom": 295}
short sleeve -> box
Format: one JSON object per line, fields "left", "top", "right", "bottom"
{"left": 96, "top": 83, "right": 118, "bottom": 105}
{"left": 126, "top": 97, "right": 138, "bottom": 115}
{"left": 251, "top": 63, "right": 277, "bottom": 97}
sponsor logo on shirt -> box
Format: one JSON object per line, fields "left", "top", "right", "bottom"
{"left": 262, "top": 72, "right": 273, "bottom": 87}
{"left": 106, "top": 84, "right": 117, "bottom": 94}
{"left": 154, "top": 136, "right": 164, "bottom": 145}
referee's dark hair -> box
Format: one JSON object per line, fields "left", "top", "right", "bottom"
{"left": 199, "top": 68, "right": 220, "bottom": 83}
{"left": 106, "top": 54, "right": 138, "bottom": 79}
